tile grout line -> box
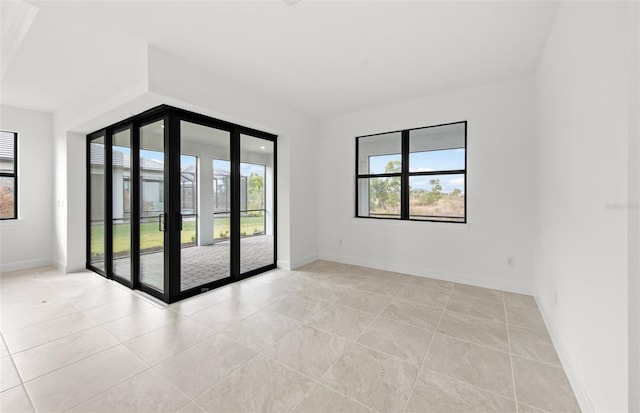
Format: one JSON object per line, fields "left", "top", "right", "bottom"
{"left": 183, "top": 307, "right": 306, "bottom": 406}
{"left": 36, "top": 343, "right": 153, "bottom": 413}
{"left": 400, "top": 288, "right": 451, "bottom": 413}
{"left": 3, "top": 315, "right": 100, "bottom": 356}
{"left": 285, "top": 336, "right": 383, "bottom": 413}
{"left": 183, "top": 291, "right": 306, "bottom": 408}
{"left": 15, "top": 339, "right": 124, "bottom": 388}
{"left": 351, "top": 273, "right": 409, "bottom": 344}
{"left": 0, "top": 332, "right": 38, "bottom": 413}
{"left": 60, "top": 364, "right": 160, "bottom": 413}
{"left": 122, "top": 324, "right": 218, "bottom": 368}
{"left": 4, "top": 263, "right": 546, "bottom": 413}
{"left": 287, "top": 267, "right": 412, "bottom": 413}
{"left": 504, "top": 298, "right": 520, "bottom": 413}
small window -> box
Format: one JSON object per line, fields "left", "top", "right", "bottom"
{"left": 356, "top": 122, "right": 466, "bottom": 223}
{"left": 0, "top": 130, "right": 17, "bottom": 220}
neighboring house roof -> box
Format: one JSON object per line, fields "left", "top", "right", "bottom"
{"left": 213, "top": 167, "right": 230, "bottom": 176}
{"left": 91, "top": 145, "right": 164, "bottom": 172}
{"left": 0, "top": 131, "right": 15, "bottom": 163}
{"left": 91, "top": 146, "right": 240, "bottom": 176}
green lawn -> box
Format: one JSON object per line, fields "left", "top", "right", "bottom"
{"left": 213, "top": 216, "right": 265, "bottom": 240}
{"left": 90, "top": 215, "right": 265, "bottom": 258}
{"left": 91, "top": 221, "right": 196, "bottom": 258}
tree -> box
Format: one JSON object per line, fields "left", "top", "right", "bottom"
{"left": 247, "top": 173, "right": 264, "bottom": 210}
{"left": 451, "top": 188, "right": 462, "bottom": 197}
{"left": 425, "top": 179, "right": 443, "bottom": 205}
{"left": 369, "top": 160, "right": 401, "bottom": 214}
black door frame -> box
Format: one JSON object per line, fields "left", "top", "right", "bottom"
{"left": 86, "top": 104, "right": 278, "bottom": 303}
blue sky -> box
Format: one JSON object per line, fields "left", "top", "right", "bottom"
{"left": 213, "top": 159, "right": 265, "bottom": 177}
{"left": 181, "top": 154, "right": 196, "bottom": 167}
{"left": 137, "top": 155, "right": 264, "bottom": 178}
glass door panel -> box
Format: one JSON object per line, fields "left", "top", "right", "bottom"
{"left": 240, "top": 134, "right": 274, "bottom": 274}
{"left": 112, "top": 128, "right": 132, "bottom": 282}
{"left": 139, "top": 120, "right": 165, "bottom": 293}
{"left": 179, "top": 120, "right": 231, "bottom": 292}
{"left": 89, "top": 135, "right": 106, "bottom": 273}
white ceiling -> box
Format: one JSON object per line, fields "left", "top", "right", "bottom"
{"left": 1, "top": 0, "right": 559, "bottom": 119}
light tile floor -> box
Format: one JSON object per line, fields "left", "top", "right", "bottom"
{"left": 0, "top": 261, "right": 580, "bottom": 413}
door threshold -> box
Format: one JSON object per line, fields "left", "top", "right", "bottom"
{"left": 134, "top": 290, "right": 168, "bottom": 309}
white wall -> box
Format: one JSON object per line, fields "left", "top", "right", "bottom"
{"left": 147, "top": 46, "right": 319, "bottom": 270}
{"left": 534, "top": 2, "right": 635, "bottom": 411}
{"left": 0, "top": 105, "right": 54, "bottom": 271}
{"left": 55, "top": 45, "right": 319, "bottom": 272}
{"left": 628, "top": 4, "right": 640, "bottom": 412}
{"left": 317, "top": 78, "right": 536, "bottom": 293}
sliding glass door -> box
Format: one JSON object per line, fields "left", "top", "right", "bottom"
{"left": 87, "top": 105, "right": 277, "bottom": 303}
{"left": 88, "top": 134, "right": 106, "bottom": 274}
{"left": 240, "top": 134, "right": 275, "bottom": 275}
{"left": 139, "top": 118, "right": 167, "bottom": 294}
{"left": 178, "top": 120, "right": 232, "bottom": 292}
{"left": 111, "top": 127, "right": 132, "bottom": 283}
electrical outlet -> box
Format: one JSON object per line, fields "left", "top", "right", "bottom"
{"left": 507, "top": 256, "right": 515, "bottom": 266}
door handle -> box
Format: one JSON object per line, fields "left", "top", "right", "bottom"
{"left": 177, "top": 213, "right": 183, "bottom": 231}
{"left": 158, "top": 213, "right": 167, "bottom": 232}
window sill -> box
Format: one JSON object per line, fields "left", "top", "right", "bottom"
{"left": 0, "top": 218, "right": 22, "bottom": 226}
{"left": 352, "top": 216, "right": 470, "bottom": 231}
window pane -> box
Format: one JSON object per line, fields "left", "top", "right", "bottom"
{"left": 0, "top": 131, "right": 15, "bottom": 174}
{"left": 240, "top": 135, "right": 274, "bottom": 274}
{"left": 180, "top": 154, "right": 197, "bottom": 249}
{"left": 180, "top": 120, "right": 231, "bottom": 292}
{"left": 139, "top": 120, "right": 165, "bottom": 293}
{"left": 0, "top": 177, "right": 15, "bottom": 219}
{"left": 90, "top": 136, "right": 105, "bottom": 271}
{"left": 242, "top": 163, "right": 265, "bottom": 212}
{"left": 409, "top": 148, "right": 464, "bottom": 172}
{"left": 180, "top": 155, "right": 197, "bottom": 215}
{"left": 409, "top": 123, "right": 465, "bottom": 172}
{"left": 358, "top": 177, "right": 401, "bottom": 218}
{"left": 409, "top": 174, "right": 465, "bottom": 221}
{"left": 112, "top": 129, "right": 131, "bottom": 281}
{"left": 358, "top": 132, "right": 401, "bottom": 175}
{"left": 213, "top": 159, "right": 230, "bottom": 241}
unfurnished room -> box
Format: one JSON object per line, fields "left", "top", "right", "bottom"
{"left": 0, "top": 1, "right": 638, "bottom": 412}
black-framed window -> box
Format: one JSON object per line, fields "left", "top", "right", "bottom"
{"left": 0, "top": 130, "right": 18, "bottom": 220}
{"left": 356, "top": 121, "right": 467, "bottom": 223}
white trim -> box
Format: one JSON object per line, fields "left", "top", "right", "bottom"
{"left": 318, "top": 251, "right": 529, "bottom": 294}
{"left": 351, "top": 217, "right": 470, "bottom": 231}
{"left": 289, "top": 253, "right": 319, "bottom": 270}
{"left": 536, "top": 295, "right": 595, "bottom": 413}
{"left": 0, "top": 257, "right": 52, "bottom": 273}
{"left": 54, "top": 259, "right": 66, "bottom": 273}
{"left": 276, "top": 259, "right": 291, "bottom": 270}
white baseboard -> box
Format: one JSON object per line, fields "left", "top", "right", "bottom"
{"left": 536, "top": 296, "right": 595, "bottom": 412}
{"left": 318, "top": 251, "right": 530, "bottom": 294}
{"left": 0, "top": 258, "right": 53, "bottom": 273}
{"left": 289, "top": 253, "right": 319, "bottom": 270}
{"left": 276, "top": 260, "right": 291, "bottom": 270}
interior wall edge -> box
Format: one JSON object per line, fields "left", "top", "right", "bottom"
{"left": 288, "top": 253, "right": 319, "bottom": 271}
{"left": 318, "top": 251, "right": 530, "bottom": 295}
{"left": 536, "top": 295, "right": 595, "bottom": 413}
{"left": 0, "top": 258, "right": 53, "bottom": 274}
{"left": 276, "top": 260, "right": 291, "bottom": 271}
{"left": 627, "top": 1, "right": 640, "bottom": 411}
